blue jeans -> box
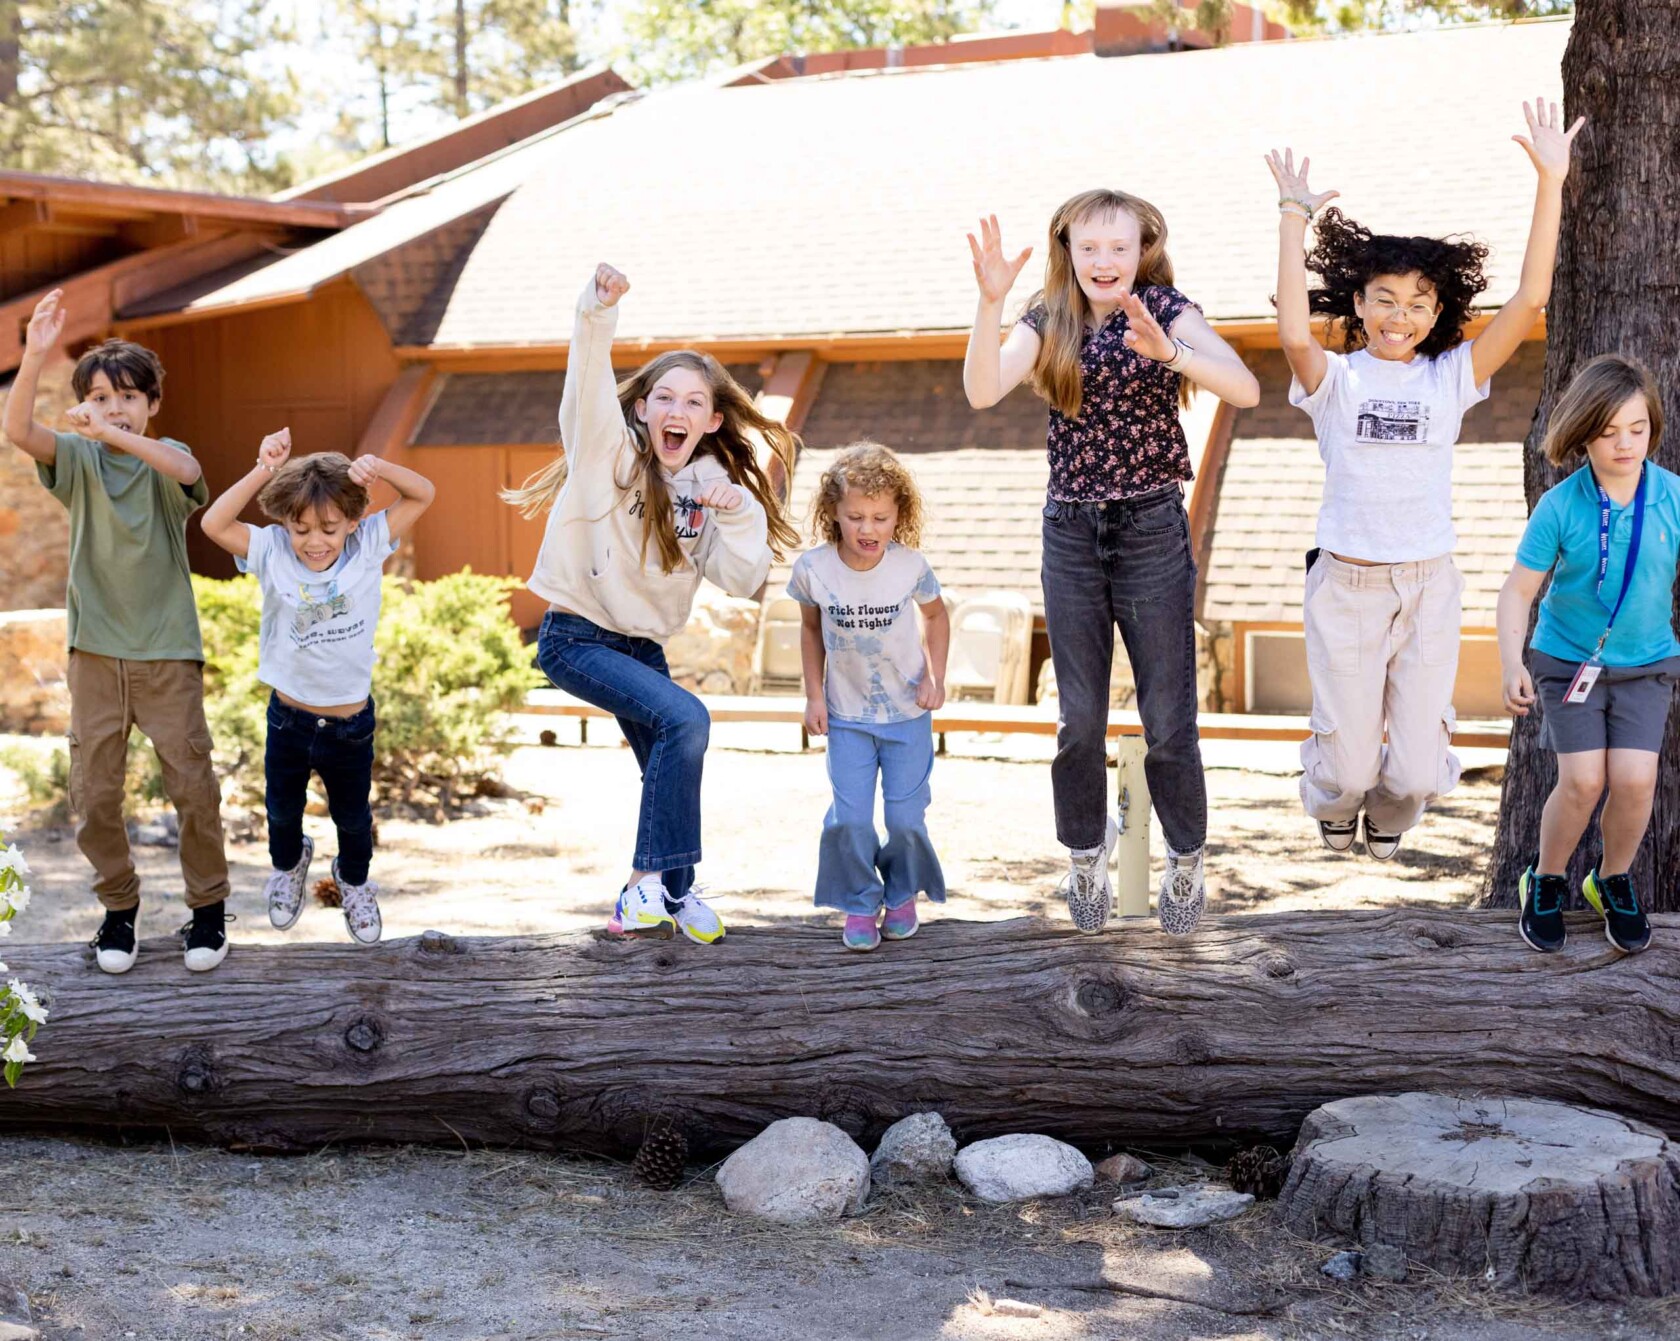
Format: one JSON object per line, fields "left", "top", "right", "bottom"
{"left": 536, "top": 611, "right": 704, "bottom": 899}
{"left": 266, "top": 694, "right": 376, "bottom": 885}
{"left": 1040, "top": 488, "right": 1207, "bottom": 855}
{"left": 815, "top": 713, "right": 946, "bottom": 915}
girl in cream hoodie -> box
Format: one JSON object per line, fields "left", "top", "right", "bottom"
{"left": 507, "top": 263, "right": 798, "bottom": 941}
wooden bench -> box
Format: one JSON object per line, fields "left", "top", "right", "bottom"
{"left": 522, "top": 690, "right": 1509, "bottom": 916}
{"left": 523, "top": 690, "right": 1513, "bottom": 751}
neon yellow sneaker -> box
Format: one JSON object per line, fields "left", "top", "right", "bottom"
{"left": 1582, "top": 869, "right": 1650, "bottom": 954}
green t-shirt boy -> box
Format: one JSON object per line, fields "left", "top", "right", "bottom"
{"left": 38, "top": 430, "right": 208, "bottom": 661}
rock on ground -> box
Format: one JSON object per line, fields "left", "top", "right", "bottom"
{"left": 1113, "top": 1184, "right": 1255, "bottom": 1228}
{"left": 871, "top": 1112, "right": 957, "bottom": 1185}
{"left": 716, "top": 1117, "right": 870, "bottom": 1225}
{"left": 954, "top": 1134, "right": 1093, "bottom": 1204}
{"left": 1094, "top": 1153, "right": 1153, "bottom": 1185}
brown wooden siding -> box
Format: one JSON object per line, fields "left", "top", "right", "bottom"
{"left": 130, "top": 278, "right": 402, "bottom": 577}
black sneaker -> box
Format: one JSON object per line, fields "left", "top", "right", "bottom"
{"left": 1518, "top": 866, "right": 1567, "bottom": 953}
{"left": 1582, "top": 869, "right": 1651, "bottom": 955}
{"left": 1318, "top": 817, "right": 1359, "bottom": 852}
{"left": 180, "top": 902, "right": 233, "bottom": 973}
{"left": 91, "top": 905, "right": 140, "bottom": 975}
{"left": 1361, "top": 816, "right": 1402, "bottom": 861}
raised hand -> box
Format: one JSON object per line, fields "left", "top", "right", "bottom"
{"left": 24, "top": 290, "right": 66, "bottom": 354}
{"left": 1513, "top": 97, "right": 1584, "bottom": 182}
{"left": 1117, "top": 291, "right": 1175, "bottom": 362}
{"left": 966, "top": 215, "right": 1032, "bottom": 305}
{"left": 349, "top": 453, "right": 384, "bottom": 488}
{"left": 696, "top": 480, "right": 743, "bottom": 512}
{"left": 1265, "top": 148, "right": 1340, "bottom": 216}
{"left": 259, "top": 428, "right": 292, "bottom": 472}
{"left": 594, "top": 263, "right": 630, "bottom": 308}
{"left": 65, "top": 403, "right": 110, "bottom": 442}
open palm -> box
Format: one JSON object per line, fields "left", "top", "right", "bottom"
{"left": 1514, "top": 97, "right": 1584, "bottom": 181}
{"left": 966, "top": 215, "right": 1032, "bottom": 304}
{"left": 1265, "top": 149, "right": 1339, "bottom": 214}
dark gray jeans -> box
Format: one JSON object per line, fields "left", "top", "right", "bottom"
{"left": 1041, "top": 488, "right": 1207, "bottom": 856}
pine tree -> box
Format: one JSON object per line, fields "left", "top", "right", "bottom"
{"left": 0, "top": 0, "right": 296, "bottom": 191}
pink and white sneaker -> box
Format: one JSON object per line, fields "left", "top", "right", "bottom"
{"left": 882, "top": 899, "right": 919, "bottom": 941}
{"left": 842, "top": 914, "right": 881, "bottom": 952}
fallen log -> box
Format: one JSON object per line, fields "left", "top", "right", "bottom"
{"left": 4, "top": 910, "right": 1678, "bottom": 1156}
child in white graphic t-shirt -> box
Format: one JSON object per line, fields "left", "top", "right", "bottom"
{"left": 201, "top": 431, "right": 434, "bottom": 943}
{"left": 789, "top": 443, "right": 950, "bottom": 952}
{"left": 1266, "top": 100, "right": 1582, "bottom": 862}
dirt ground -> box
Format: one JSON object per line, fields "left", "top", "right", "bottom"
{"left": 5, "top": 725, "right": 1666, "bottom": 1341}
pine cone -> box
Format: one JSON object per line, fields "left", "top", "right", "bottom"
{"left": 1226, "top": 1144, "right": 1287, "bottom": 1199}
{"left": 632, "top": 1117, "right": 689, "bottom": 1191}
{"left": 312, "top": 876, "right": 342, "bottom": 909}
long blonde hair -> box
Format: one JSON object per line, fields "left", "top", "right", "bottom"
{"left": 809, "top": 441, "right": 925, "bottom": 550}
{"left": 1026, "top": 188, "right": 1187, "bottom": 418}
{"left": 504, "top": 351, "right": 800, "bottom": 573}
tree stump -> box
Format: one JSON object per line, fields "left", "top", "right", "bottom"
{"left": 1278, "top": 1092, "right": 1680, "bottom": 1298}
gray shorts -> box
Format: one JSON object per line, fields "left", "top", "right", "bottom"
{"left": 1531, "top": 651, "right": 1680, "bottom": 754}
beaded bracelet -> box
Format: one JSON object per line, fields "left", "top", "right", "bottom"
{"left": 1278, "top": 200, "right": 1313, "bottom": 222}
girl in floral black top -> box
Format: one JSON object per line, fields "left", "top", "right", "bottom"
{"left": 963, "top": 189, "right": 1259, "bottom": 938}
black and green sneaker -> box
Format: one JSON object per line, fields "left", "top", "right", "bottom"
{"left": 1518, "top": 866, "right": 1568, "bottom": 953}
{"left": 1582, "top": 869, "right": 1651, "bottom": 955}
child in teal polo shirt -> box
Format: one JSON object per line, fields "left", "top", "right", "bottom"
{"left": 1497, "top": 355, "right": 1680, "bottom": 955}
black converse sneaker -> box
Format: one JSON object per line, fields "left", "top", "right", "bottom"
{"left": 1582, "top": 869, "right": 1651, "bottom": 955}
{"left": 1517, "top": 866, "right": 1567, "bottom": 954}
{"left": 180, "top": 902, "right": 233, "bottom": 973}
{"left": 1361, "top": 815, "right": 1402, "bottom": 862}
{"left": 1317, "top": 817, "right": 1359, "bottom": 853}
{"left": 91, "top": 905, "right": 140, "bottom": 974}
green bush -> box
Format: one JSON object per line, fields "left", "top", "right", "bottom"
{"left": 194, "top": 569, "right": 544, "bottom": 811}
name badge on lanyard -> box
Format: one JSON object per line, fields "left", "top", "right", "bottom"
{"left": 1565, "top": 466, "right": 1647, "bottom": 705}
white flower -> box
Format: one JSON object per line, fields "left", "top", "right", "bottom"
{"left": 1, "top": 884, "right": 28, "bottom": 915}
{"left": 0, "top": 961, "right": 7, "bottom": 974}
{"left": 2, "top": 1034, "right": 35, "bottom": 1065}
{"left": 6, "top": 980, "right": 44, "bottom": 1025}
{"left": 0, "top": 845, "right": 30, "bottom": 879}
{"left": 0, "top": 919, "right": 10, "bottom": 937}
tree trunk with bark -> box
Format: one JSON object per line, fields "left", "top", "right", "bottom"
{"left": 1485, "top": 2, "right": 1680, "bottom": 910}
{"left": 4, "top": 914, "right": 1680, "bottom": 1156}
{"left": 1279, "top": 1092, "right": 1680, "bottom": 1299}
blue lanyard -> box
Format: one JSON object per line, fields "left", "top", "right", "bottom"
{"left": 1591, "top": 464, "right": 1646, "bottom": 656}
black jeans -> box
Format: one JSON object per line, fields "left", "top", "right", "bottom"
{"left": 265, "top": 693, "right": 376, "bottom": 885}
{"left": 1040, "top": 488, "right": 1207, "bottom": 855}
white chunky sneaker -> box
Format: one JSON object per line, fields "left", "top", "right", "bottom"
{"left": 1157, "top": 843, "right": 1206, "bottom": 936}
{"left": 266, "top": 835, "right": 315, "bottom": 930}
{"left": 1060, "top": 816, "right": 1119, "bottom": 934}
{"left": 333, "top": 858, "right": 382, "bottom": 945}
{"left": 606, "top": 878, "right": 676, "bottom": 939}
{"left": 670, "top": 886, "right": 725, "bottom": 944}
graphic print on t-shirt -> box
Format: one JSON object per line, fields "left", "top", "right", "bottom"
{"left": 628, "top": 488, "right": 705, "bottom": 540}
{"left": 293, "top": 579, "right": 351, "bottom": 637}
{"left": 1355, "top": 398, "right": 1431, "bottom": 444}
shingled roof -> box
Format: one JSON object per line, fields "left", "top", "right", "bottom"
{"left": 425, "top": 18, "right": 1568, "bottom": 348}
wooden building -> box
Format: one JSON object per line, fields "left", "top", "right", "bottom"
{"left": 2, "top": 13, "right": 1567, "bottom": 715}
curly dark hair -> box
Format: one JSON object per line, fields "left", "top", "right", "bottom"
{"left": 1304, "top": 208, "right": 1490, "bottom": 358}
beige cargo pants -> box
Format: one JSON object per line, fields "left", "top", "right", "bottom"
{"left": 67, "top": 651, "right": 231, "bottom": 911}
{"left": 1299, "top": 552, "right": 1463, "bottom": 834}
